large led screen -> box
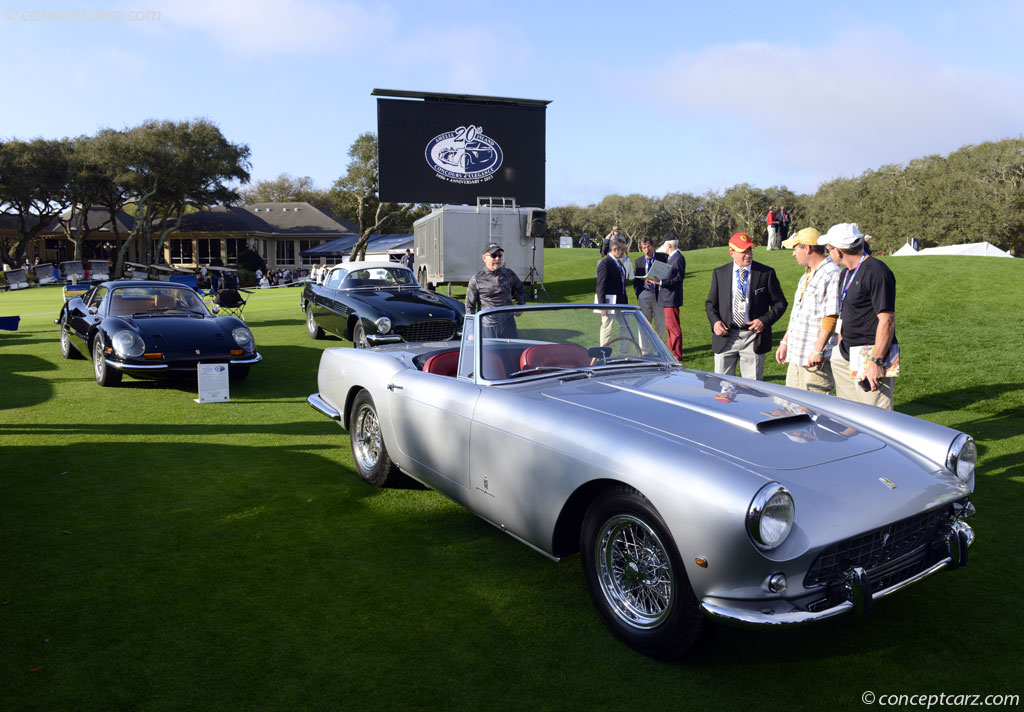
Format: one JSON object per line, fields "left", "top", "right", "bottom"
{"left": 377, "top": 98, "right": 546, "bottom": 207}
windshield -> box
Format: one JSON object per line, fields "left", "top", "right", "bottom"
{"left": 468, "top": 305, "right": 677, "bottom": 381}
{"left": 108, "top": 286, "right": 210, "bottom": 316}
{"left": 342, "top": 266, "right": 417, "bottom": 289}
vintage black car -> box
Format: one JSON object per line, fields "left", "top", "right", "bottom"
{"left": 301, "top": 262, "right": 464, "bottom": 347}
{"left": 57, "top": 280, "right": 262, "bottom": 386}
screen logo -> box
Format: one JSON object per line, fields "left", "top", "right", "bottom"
{"left": 425, "top": 125, "right": 503, "bottom": 184}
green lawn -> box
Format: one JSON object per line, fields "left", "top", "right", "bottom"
{"left": 2, "top": 249, "right": 1022, "bottom": 711}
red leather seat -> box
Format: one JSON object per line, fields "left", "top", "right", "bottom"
{"left": 520, "top": 343, "right": 590, "bottom": 371}
{"left": 482, "top": 351, "right": 507, "bottom": 380}
{"left": 422, "top": 350, "right": 460, "bottom": 377}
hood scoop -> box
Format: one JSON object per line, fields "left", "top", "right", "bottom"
{"left": 757, "top": 413, "right": 813, "bottom": 434}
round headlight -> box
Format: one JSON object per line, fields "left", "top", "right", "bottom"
{"left": 232, "top": 326, "right": 253, "bottom": 349}
{"left": 375, "top": 317, "right": 392, "bottom": 334}
{"left": 946, "top": 434, "right": 976, "bottom": 481}
{"left": 747, "top": 483, "right": 795, "bottom": 550}
{"left": 111, "top": 329, "right": 144, "bottom": 358}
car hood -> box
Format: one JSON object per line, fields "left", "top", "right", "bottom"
{"left": 540, "top": 368, "right": 886, "bottom": 471}
{"left": 108, "top": 315, "right": 242, "bottom": 357}
{"left": 344, "top": 289, "right": 462, "bottom": 320}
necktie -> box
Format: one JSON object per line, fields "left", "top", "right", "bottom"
{"left": 646, "top": 257, "right": 654, "bottom": 291}
{"left": 615, "top": 258, "right": 625, "bottom": 288}
{"left": 733, "top": 269, "right": 748, "bottom": 327}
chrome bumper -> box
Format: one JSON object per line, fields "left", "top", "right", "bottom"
{"left": 307, "top": 393, "right": 341, "bottom": 421}
{"left": 366, "top": 334, "right": 402, "bottom": 346}
{"left": 112, "top": 352, "right": 262, "bottom": 371}
{"left": 701, "top": 520, "right": 974, "bottom": 628}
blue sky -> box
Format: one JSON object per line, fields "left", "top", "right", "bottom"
{"left": 3, "top": 0, "right": 1023, "bottom": 207}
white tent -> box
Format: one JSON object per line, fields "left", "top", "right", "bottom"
{"left": 892, "top": 241, "right": 1013, "bottom": 258}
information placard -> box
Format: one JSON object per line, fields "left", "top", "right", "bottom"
{"left": 195, "top": 363, "right": 230, "bottom": 403}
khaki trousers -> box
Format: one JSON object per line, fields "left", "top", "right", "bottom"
{"left": 831, "top": 350, "right": 894, "bottom": 410}
{"left": 786, "top": 361, "right": 834, "bottom": 395}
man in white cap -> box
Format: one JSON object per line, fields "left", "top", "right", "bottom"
{"left": 818, "top": 223, "right": 898, "bottom": 409}
{"left": 775, "top": 227, "right": 841, "bottom": 394}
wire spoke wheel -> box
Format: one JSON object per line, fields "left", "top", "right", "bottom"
{"left": 353, "top": 404, "right": 382, "bottom": 471}
{"left": 595, "top": 514, "right": 675, "bottom": 629}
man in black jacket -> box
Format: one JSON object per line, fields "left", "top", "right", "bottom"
{"left": 466, "top": 242, "right": 526, "bottom": 338}
{"left": 596, "top": 238, "right": 629, "bottom": 347}
{"left": 705, "top": 233, "right": 788, "bottom": 380}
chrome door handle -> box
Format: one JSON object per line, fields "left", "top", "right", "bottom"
{"left": 387, "top": 383, "right": 403, "bottom": 391}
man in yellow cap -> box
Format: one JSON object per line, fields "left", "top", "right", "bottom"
{"left": 705, "top": 232, "right": 788, "bottom": 380}
{"left": 775, "top": 227, "right": 841, "bottom": 394}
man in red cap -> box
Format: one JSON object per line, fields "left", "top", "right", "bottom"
{"left": 705, "top": 233, "right": 788, "bottom": 380}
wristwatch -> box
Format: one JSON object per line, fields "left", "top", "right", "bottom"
{"left": 869, "top": 356, "right": 887, "bottom": 367}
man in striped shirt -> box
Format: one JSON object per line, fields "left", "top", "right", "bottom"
{"left": 775, "top": 227, "right": 841, "bottom": 394}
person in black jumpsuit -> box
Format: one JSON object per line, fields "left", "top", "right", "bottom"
{"left": 465, "top": 242, "right": 526, "bottom": 339}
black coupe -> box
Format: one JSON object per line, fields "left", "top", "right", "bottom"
{"left": 301, "top": 262, "right": 464, "bottom": 347}
{"left": 57, "top": 280, "right": 262, "bottom": 386}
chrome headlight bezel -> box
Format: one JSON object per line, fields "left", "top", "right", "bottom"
{"left": 231, "top": 326, "right": 254, "bottom": 350}
{"left": 946, "top": 434, "right": 977, "bottom": 481}
{"left": 747, "top": 483, "right": 795, "bottom": 551}
{"left": 375, "top": 317, "right": 392, "bottom": 334}
{"left": 111, "top": 329, "right": 145, "bottom": 358}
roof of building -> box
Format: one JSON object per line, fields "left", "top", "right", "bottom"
{"left": 55, "top": 207, "right": 136, "bottom": 234}
{"left": 175, "top": 202, "right": 357, "bottom": 235}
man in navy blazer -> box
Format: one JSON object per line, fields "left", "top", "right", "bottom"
{"left": 633, "top": 236, "right": 667, "bottom": 340}
{"left": 596, "top": 237, "right": 629, "bottom": 346}
{"left": 705, "top": 232, "right": 787, "bottom": 380}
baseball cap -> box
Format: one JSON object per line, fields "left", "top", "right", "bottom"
{"left": 483, "top": 242, "right": 504, "bottom": 256}
{"left": 728, "top": 232, "right": 755, "bottom": 251}
{"left": 818, "top": 223, "right": 864, "bottom": 249}
{"left": 782, "top": 227, "right": 821, "bottom": 248}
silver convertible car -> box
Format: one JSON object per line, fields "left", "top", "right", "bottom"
{"left": 307, "top": 303, "right": 977, "bottom": 659}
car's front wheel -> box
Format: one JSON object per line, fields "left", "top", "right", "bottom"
{"left": 352, "top": 321, "right": 369, "bottom": 349}
{"left": 60, "top": 319, "right": 82, "bottom": 359}
{"left": 580, "top": 485, "right": 707, "bottom": 660}
{"left": 349, "top": 390, "right": 402, "bottom": 487}
{"left": 306, "top": 302, "right": 325, "bottom": 340}
{"left": 92, "top": 337, "right": 122, "bottom": 387}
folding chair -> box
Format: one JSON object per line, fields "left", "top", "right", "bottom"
{"left": 213, "top": 288, "right": 249, "bottom": 320}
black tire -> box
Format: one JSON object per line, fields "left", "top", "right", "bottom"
{"left": 231, "top": 364, "right": 250, "bottom": 380}
{"left": 348, "top": 390, "right": 402, "bottom": 487}
{"left": 352, "top": 321, "right": 369, "bottom": 349}
{"left": 60, "top": 319, "right": 82, "bottom": 359}
{"left": 306, "top": 302, "right": 325, "bottom": 340}
{"left": 580, "top": 485, "right": 707, "bottom": 660}
{"left": 92, "top": 337, "right": 122, "bottom": 387}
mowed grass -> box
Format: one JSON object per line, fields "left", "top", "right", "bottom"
{"left": 2, "top": 249, "right": 1022, "bottom": 711}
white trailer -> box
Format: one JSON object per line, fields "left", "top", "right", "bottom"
{"left": 412, "top": 199, "right": 545, "bottom": 291}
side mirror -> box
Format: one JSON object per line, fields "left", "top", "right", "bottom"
{"left": 88, "top": 306, "right": 98, "bottom": 315}
{"left": 211, "top": 304, "right": 220, "bottom": 314}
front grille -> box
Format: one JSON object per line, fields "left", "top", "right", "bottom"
{"left": 804, "top": 503, "right": 959, "bottom": 589}
{"left": 395, "top": 319, "right": 457, "bottom": 342}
